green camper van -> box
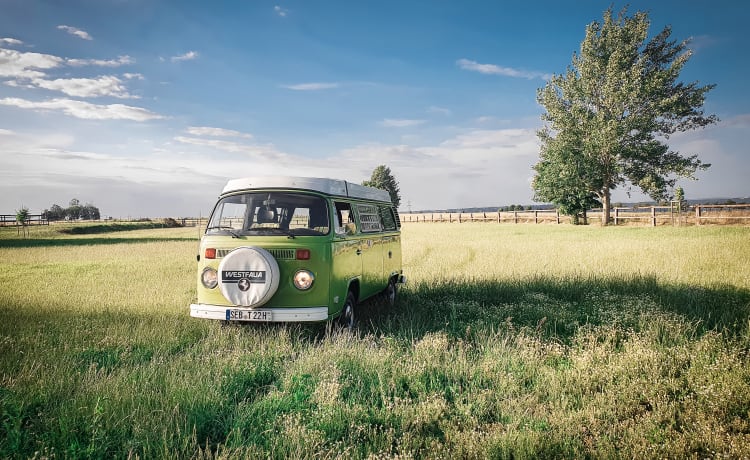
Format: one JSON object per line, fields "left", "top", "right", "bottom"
{"left": 190, "top": 176, "right": 405, "bottom": 327}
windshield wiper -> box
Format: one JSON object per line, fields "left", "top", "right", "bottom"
{"left": 254, "top": 227, "right": 296, "bottom": 239}
{"left": 205, "top": 226, "right": 240, "bottom": 238}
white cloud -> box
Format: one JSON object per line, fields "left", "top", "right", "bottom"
{"left": 427, "top": 106, "right": 451, "bottom": 116}
{"left": 67, "top": 55, "right": 134, "bottom": 67}
{"left": 1, "top": 47, "right": 139, "bottom": 98}
{"left": 173, "top": 136, "right": 286, "bottom": 160}
{"left": 30, "top": 75, "right": 136, "bottom": 99}
{"left": 171, "top": 51, "right": 198, "bottom": 62}
{"left": 0, "top": 38, "right": 23, "bottom": 46}
{"left": 186, "top": 126, "right": 252, "bottom": 138}
{"left": 0, "top": 47, "right": 64, "bottom": 79}
{"left": 380, "top": 119, "right": 427, "bottom": 128}
{"left": 0, "top": 97, "right": 164, "bottom": 121}
{"left": 457, "top": 58, "right": 551, "bottom": 80}
{"left": 274, "top": 5, "right": 289, "bottom": 17}
{"left": 57, "top": 25, "right": 93, "bottom": 41}
{"left": 281, "top": 82, "right": 339, "bottom": 91}
{"left": 123, "top": 72, "right": 144, "bottom": 80}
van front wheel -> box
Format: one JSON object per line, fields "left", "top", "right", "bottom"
{"left": 337, "top": 291, "right": 356, "bottom": 330}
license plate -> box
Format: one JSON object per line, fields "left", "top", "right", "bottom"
{"left": 225, "top": 309, "right": 272, "bottom": 322}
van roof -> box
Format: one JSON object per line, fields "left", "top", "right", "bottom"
{"left": 221, "top": 176, "right": 392, "bottom": 203}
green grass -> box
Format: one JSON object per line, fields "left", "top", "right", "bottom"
{"left": 1, "top": 223, "right": 749, "bottom": 458}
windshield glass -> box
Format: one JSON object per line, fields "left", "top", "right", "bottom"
{"left": 206, "top": 192, "right": 330, "bottom": 236}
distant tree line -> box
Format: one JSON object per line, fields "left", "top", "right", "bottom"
{"left": 499, "top": 205, "right": 531, "bottom": 212}
{"left": 42, "top": 198, "right": 101, "bottom": 221}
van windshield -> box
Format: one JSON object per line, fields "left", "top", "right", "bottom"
{"left": 206, "top": 192, "right": 330, "bottom": 237}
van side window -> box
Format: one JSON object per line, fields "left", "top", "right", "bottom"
{"left": 379, "top": 206, "right": 397, "bottom": 231}
{"left": 357, "top": 204, "right": 383, "bottom": 233}
{"left": 335, "top": 202, "right": 356, "bottom": 235}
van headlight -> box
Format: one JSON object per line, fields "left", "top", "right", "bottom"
{"left": 201, "top": 267, "right": 218, "bottom": 289}
{"left": 293, "top": 270, "right": 314, "bottom": 290}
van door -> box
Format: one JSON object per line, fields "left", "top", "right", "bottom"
{"left": 379, "top": 205, "right": 401, "bottom": 279}
{"left": 331, "top": 201, "right": 361, "bottom": 308}
{"left": 354, "top": 203, "right": 385, "bottom": 300}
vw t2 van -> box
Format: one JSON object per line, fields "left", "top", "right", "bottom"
{"left": 189, "top": 176, "right": 405, "bottom": 327}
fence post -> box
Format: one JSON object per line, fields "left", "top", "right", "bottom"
{"left": 534, "top": 210, "right": 539, "bottom": 224}
{"left": 695, "top": 206, "right": 701, "bottom": 226}
{"left": 497, "top": 212, "right": 501, "bottom": 223}
{"left": 651, "top": 207, "right": 656, "bottom": 227}
{"left": 614, "top": 208, "right": 619, "bottom": 226}
{"left": 556, "top": 209, "right": 560, "bottom": 224}
{"left": 514, "top": 211, "right": 518, "bottom": 224}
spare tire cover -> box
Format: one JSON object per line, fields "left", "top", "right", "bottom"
{"left": 218, "top": 246, "right": 280, "bottom": 307}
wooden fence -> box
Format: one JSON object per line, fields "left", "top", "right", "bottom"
{"left": 401, "top": 210, "right": 566, "bottom": 224}
{"left": 400, "top": 204, "right": 750, "bottom": 226}
{"left": 0, "top": 214, "right": 49, "bottom": 226}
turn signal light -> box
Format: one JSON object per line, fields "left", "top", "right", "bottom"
{"left": 205, "top": 248, "right": 217, "bottom": 259}
{"left": 296, "top": 249, "right": 310, "bottom": 260}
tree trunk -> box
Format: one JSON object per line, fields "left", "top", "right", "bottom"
{"left": 601, "top": 190, "right": 611, "bottom": 226}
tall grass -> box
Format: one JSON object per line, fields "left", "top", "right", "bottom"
{"left": 1, "top": 223, "right": 749, "bottom": 458}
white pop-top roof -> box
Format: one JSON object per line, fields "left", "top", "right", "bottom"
{"left": 221, "top": 176, "right": 392, "bottom": 203}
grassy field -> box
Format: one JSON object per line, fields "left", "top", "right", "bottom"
{"left": 1, "top": 223, "right": 749, "bottom": 458}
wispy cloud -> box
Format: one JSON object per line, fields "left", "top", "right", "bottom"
{"left": 0, "top": 47, "right": 139, "bottom": 98}
{"left": 427, "top": 106, "right": 451, "bottom": 116}
{"left": 67, "top": 55, "right": 134, "bottom": 67}
{"left": 689, "top": 34, "right": 721, "bottom": 52}
{"left": 0, "top": 38, "right": 23, "bottom": 46}
{"left": 0, "top": 47, "right": 64, "bottom": 79}
{"left": 171, "top": 51, "right": 199, "bottom": 62}
{"left": 456, "top": 58, "right": 551, "bottom": 80}
{"left": 186, "top": 126, "right": 252, "bottom": 138}
{"left": 0, "top": 97, "right": 164, "bottom": 121}
{"left": 173, "top": 136, "right": 287, "bottom": 160}
{"left": 380, "top": 119, "right": 427, "bottom": 128}
{"left": 123, "top": 73, "right": 144, "bottom": 80}
{"left": 30, "top": 75, "right": 136, "bottom": 99}
{"left": 281, "top": 82, "right": 339, "bottom": 91}
{"left": 57, "top": 25, "right": 93, "bottom": 41}
{"left": 274, "top": 5, "right": 289, "bottom": 17}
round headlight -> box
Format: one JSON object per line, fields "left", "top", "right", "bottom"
{"left": 201, "top": 267, "right": 218, "bottom": 289}
{"left": 293, "top": 270, "right": 315, "bottom": 290}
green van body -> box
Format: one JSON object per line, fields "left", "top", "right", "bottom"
{"left": 190, "top": 176, "right": 404, "bottom": 324}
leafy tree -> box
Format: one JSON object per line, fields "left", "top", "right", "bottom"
{"left": 42, "top": 200, "right": 100, "bottom": 221}
{"left": 674, "top": 186, "right": 685, "bottom": 204}
{"left": 81, "top": 203, "right": 101, "bottom": 220}
{"left": 363, "top": 165, "right": 401, "bottom": 207}
{"left": 533, "top": 132, "right": 601, "bottom": 224}
{"left": 534, "top": 6, "right": 717, "bottom": 225}
{"left": 47, "top": 204, "right": 64, "bottom": 221}
{"left": 16, "top": 206, "right": 29, "bottom": 237}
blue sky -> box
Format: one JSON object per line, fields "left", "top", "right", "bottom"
{"left": 1, "top": 0, "right": 748, "bottom": 217}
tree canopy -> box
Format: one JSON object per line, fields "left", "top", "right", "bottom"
{"left": 533, "top": 6, "right": 718, "bottom": 224}
{"left": 363, "top": 165, "right": 401, "bottom": 208}
{"left": 42, "top": 199, "right": 100, "bottom": 221}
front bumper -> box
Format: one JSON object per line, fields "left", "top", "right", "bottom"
{"left": 190, "top": 303, "right": 329, "bottom": 322}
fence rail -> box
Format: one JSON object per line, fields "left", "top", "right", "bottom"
{"left": 401, "top": 204, "right": 750, "bottom": 226}
{"left": 180, "top": 218, "right": 209, "bottom": 228}
{"left": 401, "top": 210, "right": 565, "bottom": 224}
{"left": 0, "top": 214, "right": 49, "bottom": 226}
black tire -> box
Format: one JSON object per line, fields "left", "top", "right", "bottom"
{"left": 383, "top": 278, "right": 398, "bottom": 307}
{"left": 337, "top": 291, "right": 356, "bottom": 330}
